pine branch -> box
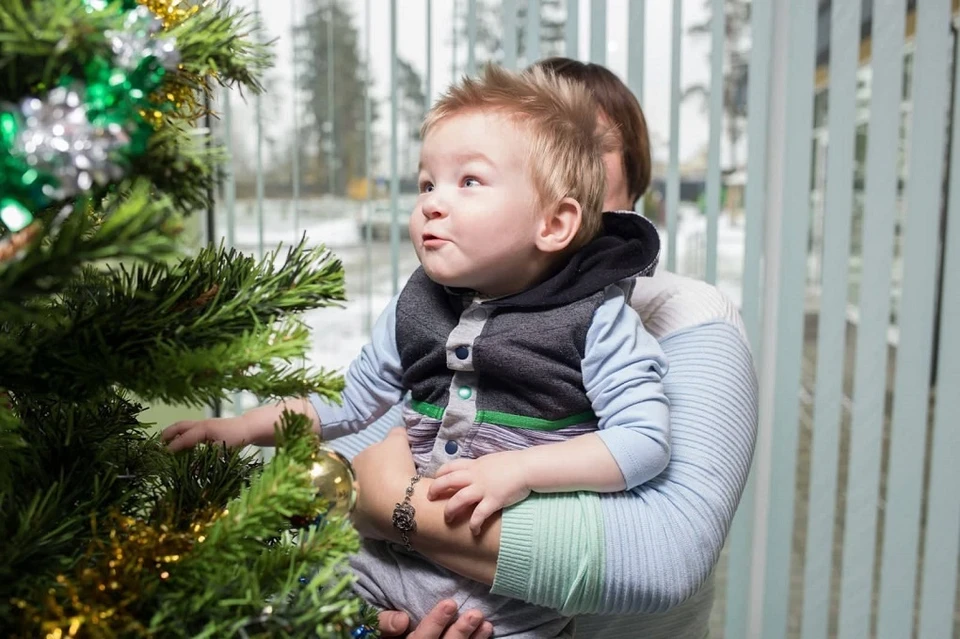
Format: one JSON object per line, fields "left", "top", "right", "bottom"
{"left": 0, "top": 0, "right": 119, "bottom": 98}
{"left": 0, "top": 393, "right": 22, "bottom": 480}
{"left": 175, "top": 414, "right": 319, "bottom": 563}
{"left": 1, "top": 1, "right": 368, "bottom": 635}
{"left": 0, "top": 400, "right": 23, "bottom": 496}
{"left": 5, "top": 413, "right": 367, "bottom": 637}
{"left": 0, "top": 0, "right": 272, "bottom": 100}
{"left": 0, "top": 392, "right": 167, "bottom": 610}
{"left": 214, "top": 523, "right": 368, "bottom": 639}
{"left": 1, "top": 240, "right": 346, "bottom": 403}
{"left": 150, "top": 521, "right": 367, "bottom": 638}
{"left": 0, "top": 392, "right": 21, "bottom": 437}
{"left": 130, "top": 120, "right": 226, "bottom": 215}
{"left": 150, "top": 443, "right": 263, "bottom": 530}
{"left": 1, "top": 406, "right": 256, "bottom": 632}
{"left": 151, "top": 413, "right": 366, "bottom": 637}
{"left": 0, "top": 179, "right": 183, "bottom": 311}
{"left": 125, "top": 318, "right": 345, "bottom": 407}
{"left": 166, "top": 0, "right": 273, "bottom": 95}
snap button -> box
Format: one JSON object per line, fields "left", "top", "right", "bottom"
{"left": 444, "top": 440, "right": 459, "bottom": 454}
{"left": 472, "top": 307, "right": 488, "bottom": 321}
{"left": 457, "top": 386, "right": 472, "bottom": 400}
{"left": 455, "top": 345, "right": 469, "bottom": 360}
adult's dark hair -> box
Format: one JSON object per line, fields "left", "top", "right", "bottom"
{"left": 532, "top": 57, "right": 652, "bottom": 207}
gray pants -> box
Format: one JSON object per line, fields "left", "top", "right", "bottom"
{"left": 351, "top": 539, "right": 575, "bottom": 638}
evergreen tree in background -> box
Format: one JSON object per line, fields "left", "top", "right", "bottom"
{"left": 0, "top": 0, "right": 373, "bottom": 636}
{"left": 298, "top": 0, "right": 375, "bottom": 196}
{"left": 684, "top": 0, "right": 751, "bottom": 171}
{"left": 396, "top": 57, "right": 427, "bottom": 176}
{"left": 452, "top": 0, "right": 566, "bottom": 74}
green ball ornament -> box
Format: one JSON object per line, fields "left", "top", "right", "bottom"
{"left": 0, "top": 199, "right": 33, "bottom": 232}
{"left": 0, "top": 112, "right": 20, "bottom": 150}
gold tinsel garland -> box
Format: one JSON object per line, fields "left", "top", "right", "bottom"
{"left": 10, "top": 441, "right": 357, "bottom": 637}
{"left": 138, "top": 0, "right": 204, "bottom": 29}
{"left": 138, "top": 0, "right": 215, "bottom": 126}
{"left": 12, "top": 510, "right": 224, "bottom": 639}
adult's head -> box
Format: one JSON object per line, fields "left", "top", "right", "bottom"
{"left": 532, "top": 57, "right": 652, "bottom": 211}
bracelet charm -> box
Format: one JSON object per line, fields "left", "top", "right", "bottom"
{"left": 392, "top": 474, "right": 422, "bottom": 551}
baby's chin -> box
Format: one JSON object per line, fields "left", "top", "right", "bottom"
{"left": 421, "top": 264, "right": 475, "bottom": 291}
{"left": 423, "top": 271, "right": 466, "bottom": 289}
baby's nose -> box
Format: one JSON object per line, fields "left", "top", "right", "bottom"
{"left": 422, "top": 192, "right": 446, "bottom": 218}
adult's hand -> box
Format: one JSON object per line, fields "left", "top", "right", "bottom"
{"left": 378, "top": 600, "right": 493, "bottom": 639}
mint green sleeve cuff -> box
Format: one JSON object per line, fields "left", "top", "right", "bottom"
{"left": 491, "top": 491, "right": 606, "bottom": 615}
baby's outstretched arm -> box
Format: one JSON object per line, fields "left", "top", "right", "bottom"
{"left": 162, "top": 397, "right": 317, "bottom": 451}
{"left": 164, "top": 295, "right": 405, "bottom": 452}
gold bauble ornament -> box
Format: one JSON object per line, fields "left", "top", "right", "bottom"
{"left": 306, "top": 447, "right": 358, "bottom": 520}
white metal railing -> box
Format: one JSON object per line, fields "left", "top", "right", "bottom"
{"left": 212, "top": 2, "right": 960, "bottom": 637}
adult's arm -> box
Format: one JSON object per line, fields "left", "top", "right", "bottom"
{"left": 348, "top": 427, "right": 501, "bottom": 585}
{"left": 491, "top": 318, "right": 757, "bottom": 615}
{"left": 339, "top": 318, "right": 756, "bottom": 610}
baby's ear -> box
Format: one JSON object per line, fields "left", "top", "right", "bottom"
{"left": 535, "top": 197, "right": 582, "bottom": 254}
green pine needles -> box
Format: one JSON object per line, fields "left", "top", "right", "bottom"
{"left": 0, "top": 0, "right": 373, "bottom": 636}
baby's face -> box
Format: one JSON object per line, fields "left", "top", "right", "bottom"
{"left": 411, "top": 110, "right": 549, "bottom": 297}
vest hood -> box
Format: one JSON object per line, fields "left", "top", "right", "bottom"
{"left": 482, "top": 211, "right": 660, "bottom": 309}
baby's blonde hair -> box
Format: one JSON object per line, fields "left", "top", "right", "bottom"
{"left": 422, "top": 64, "right": 608, "bottom": 249}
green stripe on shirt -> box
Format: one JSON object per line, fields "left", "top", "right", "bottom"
{"left": 410, "top": 400, "right": 597, "bottom": 431}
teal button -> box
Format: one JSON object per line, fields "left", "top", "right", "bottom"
{"left": 457, "top": 386, "right": 472, "bottom": 400}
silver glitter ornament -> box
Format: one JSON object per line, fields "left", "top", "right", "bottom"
{"left": 106, "top": 6, "right": 180, "bottom": 71}
{"left": 15, "top": 86, "right": 129, "bottom": 199}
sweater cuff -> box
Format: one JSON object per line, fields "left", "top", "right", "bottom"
{"left": 492, "top": 491, "right": 606, "bottom": 615}
{"left": 491, "top": 496, "right": 538, "bottom": 600}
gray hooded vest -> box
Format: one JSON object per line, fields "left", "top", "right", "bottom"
{"left": 395, "top": 212, "right": 660, "bottom": 473}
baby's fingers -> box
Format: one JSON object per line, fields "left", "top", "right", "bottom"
{"left": 434, "top": 458, "right": 473, "bottom": 478}
{"left": 469, "top": 497, "right": 502, "bottom": 536}
{"left": 161, "top": 420, "right": 195, "bottom": 442}
{"left": 164, "top": 424, "right": 209, "bottom": 452}
{"left": 428, "top": 470, "right": 472, "bottom": 501}
{"left": 443, "top": 485, "right": 483, "bottom": 523}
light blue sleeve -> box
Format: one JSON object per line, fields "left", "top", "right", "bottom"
{"left": 309, "top": 294, "right": 406, "bottom": 440}
{"left": 494, "top": 321, "right": 758, "bottom": 616}
{"left": 582, "top": 284, "right": 671, "bottom": 490}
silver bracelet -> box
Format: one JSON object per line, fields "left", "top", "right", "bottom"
{"left": 392, "top": 474, "right": 422, "bottom": 551}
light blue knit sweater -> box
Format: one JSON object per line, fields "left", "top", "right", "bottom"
{"left": 328, "top": 271, "right": 758, "bottom": 638}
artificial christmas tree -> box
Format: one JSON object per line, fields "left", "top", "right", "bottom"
{"left": 0, "top": 1, "right": 374, "bottom": 636}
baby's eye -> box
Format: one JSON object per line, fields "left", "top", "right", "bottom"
{"left": 419, "top": 182, "right": 434, "bottom": 193}
{"left": 462, "top": 177, "right": 481, "bottom": 187}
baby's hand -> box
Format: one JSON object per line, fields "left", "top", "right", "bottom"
{"left": 428, "top": 451, "right": 530, "bottom": 535}
{"left": 162, "top": 416, "right": 251, "bottom": 452}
